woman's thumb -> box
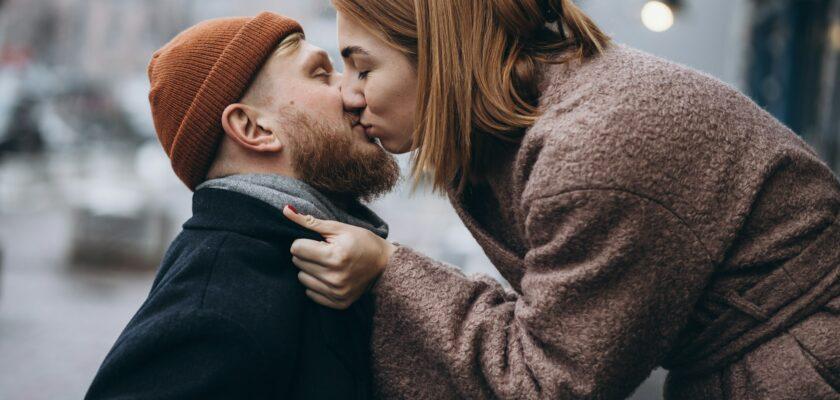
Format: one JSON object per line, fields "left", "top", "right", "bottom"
{"left": 283, "top": 205, "right": 341, "bottom": 235}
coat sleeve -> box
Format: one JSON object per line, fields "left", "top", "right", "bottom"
{"left": 84, "top": 310, "right": 274, "bottom": 400}
{"left": 371, "top": 189, "right": 715, "bottom": 399}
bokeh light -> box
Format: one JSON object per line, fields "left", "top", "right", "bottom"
{"left": 641, "top": 1, "right": 675, "bottom": 33}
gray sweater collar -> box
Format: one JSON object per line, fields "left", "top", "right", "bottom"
{"left": 197, "top": 174, "right": 389, "bottom": 239}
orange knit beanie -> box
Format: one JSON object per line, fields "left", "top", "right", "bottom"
{"left": 148, "top": 12, "right": 303, "bottom": 190}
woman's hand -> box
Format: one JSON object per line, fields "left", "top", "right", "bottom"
{"left": 282, "top": 205, "right": 397, "bottom": 310}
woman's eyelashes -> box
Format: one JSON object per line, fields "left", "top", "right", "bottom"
{"left": 357, "top": 70, "right": 370, "bottom": 80}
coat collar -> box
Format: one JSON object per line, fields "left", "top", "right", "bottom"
{"left": 183, "top": 188, "right": 323, "bottom": 243}
{"left": 198, "top": 174, "right": 389, "bottom": 239}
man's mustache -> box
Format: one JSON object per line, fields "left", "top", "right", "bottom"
{"left": 344, "top": 112, "right": 361, "bottom": 127}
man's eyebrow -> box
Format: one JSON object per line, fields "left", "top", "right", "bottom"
{"left": 303, "top": 49, "right": 332, "bottom": 70}
{"left": 340, "top": 46, "right": 369, "bottom": 58}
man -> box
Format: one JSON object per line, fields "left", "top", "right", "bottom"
{"left": 85, "top": 12, "right": 400, "bottom": 399}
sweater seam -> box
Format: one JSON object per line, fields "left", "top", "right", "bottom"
{"left": 531, "top": 187, "right": 715, "bottom": 264}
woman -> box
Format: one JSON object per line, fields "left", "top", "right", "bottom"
{"left": 283, "top": 0, "right": 840, "bottom": 398}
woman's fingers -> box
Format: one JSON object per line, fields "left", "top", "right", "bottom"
{"left": 294, "top": 257, "right": 351, "bottom": 299}
{"left": 292, "top": 256, "right": 334, "bottom": 284}
{"left": 297, "top": 271, "right": 339, "bottom": 299}
{"left": 283, "top": 205, "right": 344, "bottom": 236}
{"left": 305, "top": 289, "right": 351, "bottom": 310}
{"left": 289, "top": 238, "right": 331, "bottom": 263}
{"left": 282, "top": 204, "right": 395, "bottom": 310}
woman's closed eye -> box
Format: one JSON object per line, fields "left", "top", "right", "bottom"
{"left": 357, "top": 70, "right": 370, "bottom": 80}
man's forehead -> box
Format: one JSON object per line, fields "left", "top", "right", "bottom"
{"left": 273, "top": 39, "right": 330, "bottom": 66}
{"left": 300, "top": 41, "right": 331, "bottom": 62}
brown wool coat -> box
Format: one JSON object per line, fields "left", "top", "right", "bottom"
{"left": 370, "top": 45, "right": 840, "bottom": 399}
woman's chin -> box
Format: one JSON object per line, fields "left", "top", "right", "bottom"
{"left": 378, "top": 137, "right": 413, "bottom": 155}
{"left": 380, "top": 141, "right": 406, "bottom": 154}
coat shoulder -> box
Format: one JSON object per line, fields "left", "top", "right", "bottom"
{"left": 535, "top": 44, "right": 754, "bottom": 126}
{"left": 136, "top": 229, "right": 308, "bottom": 357}
{"left": 193, "top": 230, "right": 307, "bottom": 339}
{"left": 519, "top": 44, "right": 799, "bottom": 205}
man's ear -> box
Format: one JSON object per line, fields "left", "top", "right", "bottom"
{"left": 220, "top": 104, "right": 283, "bottom": 153}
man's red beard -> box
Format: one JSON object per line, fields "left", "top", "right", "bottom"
{"left": 283, "top": 110, "right": 400, "bottom": 203}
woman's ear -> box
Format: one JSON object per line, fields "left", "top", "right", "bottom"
{"left": 221, "top": 104, "right": 284, "bottom": 153}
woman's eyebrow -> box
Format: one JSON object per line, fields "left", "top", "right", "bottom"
{"left": 341, "top": 46, "right": 369, "bottom": 59}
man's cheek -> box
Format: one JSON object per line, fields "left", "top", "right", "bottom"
{"left": 304, "top": 99, "right": 342, "bottom": 121}
{"left": 297, "top": 93, "right": 325, "bottom": 111}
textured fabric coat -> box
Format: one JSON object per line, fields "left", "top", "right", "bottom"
{"left": 85, "top": 188, "right": 374, "bottom": 399}
{"left": 369, "top": 45, "right": 840, "bottom": 399}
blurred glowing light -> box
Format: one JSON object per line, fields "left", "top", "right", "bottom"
{"left": 830, "top": 22, "right": 840, "bottom": 51}
{"left": 641, "top": 1, "right": 675, "bottom": 33}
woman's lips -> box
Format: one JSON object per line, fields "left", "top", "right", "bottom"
{"left": 363, "top": 125, "right": 377, "bottom": 139}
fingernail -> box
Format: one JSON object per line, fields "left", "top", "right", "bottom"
{"left": 287, "top": 204, "right": 298, "bottom": 214}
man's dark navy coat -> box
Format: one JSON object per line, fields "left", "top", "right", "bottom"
{"left": 85, "top": 188, "right": 373, "bottom": 399}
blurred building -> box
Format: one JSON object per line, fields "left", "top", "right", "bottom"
{"left": 746, "top": 0, "right": 840, "bottom": 172}
{"left": 0, "top": 0, "right": 334, "bottom": 83}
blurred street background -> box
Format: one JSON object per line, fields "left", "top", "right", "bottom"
{"left": 0, "top": 0, "right": 838, "bottom": 399}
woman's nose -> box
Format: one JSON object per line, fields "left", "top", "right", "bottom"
{"left": 340, "top": 76, "right": 366, "bottom": 111}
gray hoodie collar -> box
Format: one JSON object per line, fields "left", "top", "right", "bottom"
{"left": 197, "top": 174, "right": 389, "bottom": 239}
